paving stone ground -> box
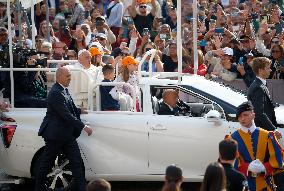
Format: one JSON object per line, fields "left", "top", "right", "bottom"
{"left": 0, "top": 169, "right": 200, "bottom": 191}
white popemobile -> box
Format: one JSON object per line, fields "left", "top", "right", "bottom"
{"left": 0, "top": 50, "right": 283, "bottom": 191}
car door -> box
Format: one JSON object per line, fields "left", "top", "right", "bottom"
{"left": 147, "top": 114, "right": 230, "bottom": 180}
{"left": 147, "top": 87, "right": 231, "bottom": 180}
{"left": 79, "top": 112, "right": 149, "bottom": 176}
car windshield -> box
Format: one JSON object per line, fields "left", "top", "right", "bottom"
{"left": 181, "top": 76, "right": 247, "bottom": 108}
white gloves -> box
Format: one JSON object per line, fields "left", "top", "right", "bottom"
{"left": 248, "top": 159, "right": 266, "bottom": 177}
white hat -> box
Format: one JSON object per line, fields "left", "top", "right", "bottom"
{"left": 223, "top": 47, "right": 234, "bottom": 56}
{"left": 88, "top": 41, "right": 104, "bottom": 53}
{"left": 78, "top": 49, "right": 89, "bottom": 57}
{"left": 96, "top": 33, "right": 107, "bottom": 39}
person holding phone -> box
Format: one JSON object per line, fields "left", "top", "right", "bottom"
{"left": 140, "top": 42, "right": 163, "bottom": 72}
{"left": 106, "top": 0, "right": 124, "bottom": 49}
{"left": 128, "top": 0, "right": 157, "bottom": 36}
{"left": 93, "top": 16, "right": 116, "bottom": 50}
{"left": 269, "top": 44, "right": 284, "bottom": 79}
{"left": 164, "top": 6, "right": 177, "bottom": 30}
{"left": 237, "top": 52, "right": 256, "bottom": 87}
{"left": 212, "top": 47, "right": 238, "bottom": 82}
{"left": 162, "top": 41, "right": 178, "bottom": 72}
{"left": 67, "top": 0, "right": 85, "bottom": 29}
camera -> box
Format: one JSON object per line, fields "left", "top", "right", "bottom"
{"left": 160, "top": 33, "right": 167, "bottom": 40}
{"left": 142, "top": 28, "right": 149, "bottom": 36}
{"left": 0, "top": 46, "right": 47, "bottom": 68}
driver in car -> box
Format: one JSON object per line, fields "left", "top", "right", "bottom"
{"left": 158, "top": 89, "right": 191, "bottom": 116}
{"left": 158, "top": 89, "right": 179, "bottom": 115}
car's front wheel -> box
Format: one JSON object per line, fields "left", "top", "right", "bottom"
{"left": 33, "top": 152, "right": 74, "bottom": 191}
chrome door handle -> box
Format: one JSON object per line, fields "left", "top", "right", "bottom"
{"left": 151, "top": 124, "right": 167, "bottom": 130}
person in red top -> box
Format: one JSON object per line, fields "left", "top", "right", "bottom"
{"left": 183, "top": 50, "right": 207, "bottom": 76}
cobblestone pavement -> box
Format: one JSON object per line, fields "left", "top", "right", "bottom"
{"left": 0, "top": 181, "right": 200, "bottom": 191}
{"left": 0, "top": 169, "right": 200, "bottom": 191}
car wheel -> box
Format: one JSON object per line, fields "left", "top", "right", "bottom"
{"left": 34, "top": 152, "right": 74, "bottom": 191}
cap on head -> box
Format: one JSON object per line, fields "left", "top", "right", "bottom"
{"left": 88, "top": 47, "right": 103, "bottom": 56}
{"left": 95, "top": 16, "right": 106, "bottom": 21}
{"left": 78, "top": 49, "right": 90, "bottom": 58}
{"left": 236, "top": 101, "right": 254, "bottom": 119}
{"left": 223, "top": 47, "right": 234, "bottom": 56}
{"left": 96, "top": 33, "right": 107, "bottom": 39}
{"left": 121, "top": 56, "right": 138, "bottom": 67}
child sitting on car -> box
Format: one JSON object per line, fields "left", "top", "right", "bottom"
{"left": 100, "top": 64, "right": 120, "bottom": 111}
{"left": 110, "top": 56, "right": 140, "bottom": 111}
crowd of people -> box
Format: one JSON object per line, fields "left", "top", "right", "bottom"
{"left": 0, "top": 0, "right": 283, "bottom": 83}
{"left": 0, "top": 0, "right": 284, "bottom": 191}
{"left": 0, "top": 0, "right": 284, "bottom": 107}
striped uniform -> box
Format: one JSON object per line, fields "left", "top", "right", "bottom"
{"left": 230, "top": 128, "right": 283, "bottom": 191}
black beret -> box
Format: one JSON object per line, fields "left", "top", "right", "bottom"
{"left": 236, "top": 101, "right": 254, "bottom": 119}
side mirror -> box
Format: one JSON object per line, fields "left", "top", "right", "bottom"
{"left": 206, "top": 110, "right": 222, "bottom": 125}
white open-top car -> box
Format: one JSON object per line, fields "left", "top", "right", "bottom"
{"left": 0, "top": 55, "right": 284, "bottom": 191}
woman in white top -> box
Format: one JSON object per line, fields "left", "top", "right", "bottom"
{"left": 110, "top": 56, "right": 140, "bottom": 111}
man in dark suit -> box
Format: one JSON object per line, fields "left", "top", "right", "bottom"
{"left": 35, "top": 67, "right": 93, "bottom": 191}
{"left": 247, "top": 57, "right": 281, "bottom": 136}
{"left": 158, "top": 89, "right": 179, "bottom": 115}
{"left": 247, "top": 57, "right": 284, "bottom": 190}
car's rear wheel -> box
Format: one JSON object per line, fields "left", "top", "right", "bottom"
{"left": 33, "top": 152, "right": 74, "bottom": 191}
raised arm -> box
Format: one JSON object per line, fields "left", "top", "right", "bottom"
{"left": 150, "top": 0, "right": 157, "bottom": 17}
{"left": 129, "top": 0, "right": 137, "bottom": 19}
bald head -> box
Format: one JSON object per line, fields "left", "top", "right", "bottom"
{"left": 56, "top": 67, "right": 71, "bottom": 87}
{"left": 163, "top": 89, "right": 178, "bottom": 108}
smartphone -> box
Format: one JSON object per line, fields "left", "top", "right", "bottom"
{"left": 186, "top": 16, "right": 193, "bottom": 22}
{"left": 215, "top": 28, "right": 224, "bottom": 34}
{"left": 142, "top": 28, "right": 149, "bottom": 35}
{"left": 199, "top": 39, "right": 207, "bottom": 47}
{"left": 239, "top": 57, "right": 244, "bottom": 65}
{"left": 160, "top": 33, "right": 167, "bottom": 40}
{"left": 128, "top": 20, "right": 134, "bottom": 25}
{"left": 275, "top": 23, "right": 283, "bottom": 35}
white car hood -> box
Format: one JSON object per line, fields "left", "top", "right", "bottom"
{"left": 275, "top": 105, "right": 284, "bottom": 124}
